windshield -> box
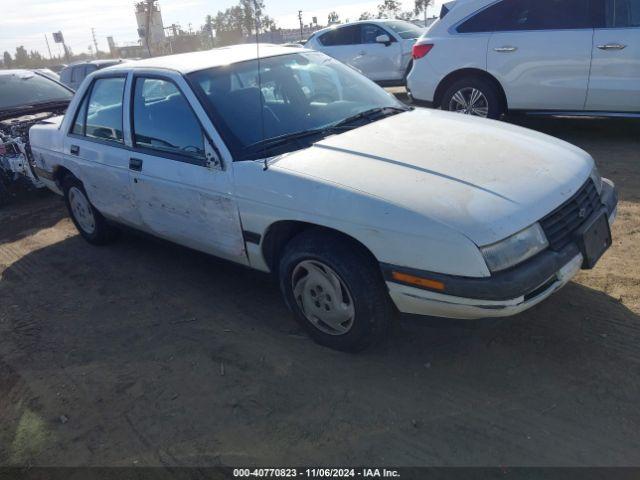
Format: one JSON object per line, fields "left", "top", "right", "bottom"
{"left": 188, "top": 51, "right": 405, "bottom": 160}
{"left": 0, "top": 71, "right": 72, "bottom": 110}
{"left": 384, "top": 20, "right": 425, "bottom": 39}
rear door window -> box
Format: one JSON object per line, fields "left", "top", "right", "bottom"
{"left": 604, "top": 0, "right": 640, "bottom": 26}
{"left": 70, "top": 66, "right": 83, "bottom": 83}
{"left": 85, "top": 77, "right": 125, "bottom": 143}
{"left": 319, "top": 25, "right": 362, "bottom": 45}
{"left": 458, "top": 0, "right": 592, "bottom": 32}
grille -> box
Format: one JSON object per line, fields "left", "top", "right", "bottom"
{"left": 540, "top": 179, "right": 602, "bottom": 251}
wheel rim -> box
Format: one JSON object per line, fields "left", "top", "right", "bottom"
{"left": 448, "top": 87, "right": 489, "bottom": 117}
{"left": 291, "top": 260, "right": 355, "bottom": 336}
{"left": 69, "top": 186, "right": 96, "bottom": 234}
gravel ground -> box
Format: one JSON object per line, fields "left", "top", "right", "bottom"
{"left": 0, "top": 111, "right": 639, "bottom": 467}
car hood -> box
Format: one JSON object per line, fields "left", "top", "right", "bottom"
{"left": 270, "top": 108, "right": 594, "bottom": 246}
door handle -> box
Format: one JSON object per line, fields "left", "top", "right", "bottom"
{"left": 359, "top": 51, "right": 367, "bottom": 55}
{"left": 129, "top": 158, "right": 143, "bottom": 172}
{"left": 70, "top": 145, "right": 80, "bottom": 156}
{"left": 494, "top": 46, "right": 517, "bottom": 53}
{"left": 597, "top": 43, "right": 626, "bottom": 50}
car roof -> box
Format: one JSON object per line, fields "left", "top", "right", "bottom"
{"left": 104, "top": 44, "right": 302, "bottom": 75}
{"left": 65, "top": 59, "right": 126, "bottom": 68}
{"left": 312, "top": 19, "right": 417, "bottom": 36}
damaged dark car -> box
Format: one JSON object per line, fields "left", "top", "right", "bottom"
{"left": 0, "top": 69, "right": 73, "bottom": 205}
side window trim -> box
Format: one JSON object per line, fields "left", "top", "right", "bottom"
{"left": 452, "top": 0, "right": 596, "bottom": 33}
{"left": 129, "top": 73, "right": 214, "bottom": 167}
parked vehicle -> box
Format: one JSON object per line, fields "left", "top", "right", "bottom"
{"left": 35, "top": 68, "right": 60, "bottom": 82}
{"left": 59, "top": 59, "right": 126, "bottom": 90}
{"left": 307, "top": 20, "right": 425, "bottom": 85}
{"left": 0, "top": 70, "right": 73, "bottom": 205}
{"left": 407, "top": 0, "right": 640, "bottom": 119}
{"left": 29, "top": 45, "right": 617, "bottom": 351}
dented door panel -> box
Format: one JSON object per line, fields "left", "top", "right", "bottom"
{"left": 129, "top": 152, "right": 247, "bottom": 264}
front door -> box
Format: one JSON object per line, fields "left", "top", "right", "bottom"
{"left": 127, "top": 75, "right": 246, "bottom": 263}
{"left": 586, "top": 0, "right": 640, "bottom": 112}
{"left": 353, "top": 24, "right": 404, "bottom": 81}
{"left": 483, "top": 0, "right": 593, "bottom": 111}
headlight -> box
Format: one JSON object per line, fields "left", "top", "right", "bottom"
{"left": 590, "top": 165, "right": 603, "bottom": 194}
{"left": 480, "top": 223, "right": 549, "bottom": 273}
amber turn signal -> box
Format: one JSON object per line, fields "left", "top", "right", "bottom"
{"left": 391, "top": 271, "right": 445, "bottom": 291}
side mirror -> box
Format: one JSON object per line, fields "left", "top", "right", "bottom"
{"left": 204, "top": 135, "right": 223, "bottom": 170}
{"left": 376, "top": 34, "right": 392, "bottom": 46}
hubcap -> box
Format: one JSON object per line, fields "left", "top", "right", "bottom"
{"left": 448, "top": 87, "right": 489, "bottom": 117}
{"left": 69, "top": 186, "right": 96, "bottom": 234}
{"left": 291, "top": 260, "right": 355, "bottom": 336}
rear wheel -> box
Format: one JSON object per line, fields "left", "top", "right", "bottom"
{"left": 279, "top": 229, "right": 394, "bottom": 352}
{"left": 441, "top": 77, "right": 504, "bottom": 119}
{"left": 62, "top": 175, "right": 118, "bottom": 245}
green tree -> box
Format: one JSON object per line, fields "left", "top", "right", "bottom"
{"left": 3, "top": 51, "right": 12, "bottom": 69}
{"left": 378, "top": 0, "right": 403, "bottom": 19}
{"left": 414, "top": 0, "right": 433, "bottom": 24}
{"left": 14, "top": 46, "right": 28, "bottom": 67}
{"left": 327, "top": 11, "right": 340, "bottom": 24}
{"left": 359, "top": 12, "right": 374, "bottom": 20}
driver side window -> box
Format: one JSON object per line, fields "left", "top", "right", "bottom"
{"left": 132, "top": 77, "right": 205, "bottom": 161}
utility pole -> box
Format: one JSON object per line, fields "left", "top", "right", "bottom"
{"left": 91, "top": 28, "right": 100, "bottom": 57}
{"left": 44, "top": 34, "right": 53, "bottom": 60}
{"left": 298, "top": 10, "right": 303, "bottom": 41}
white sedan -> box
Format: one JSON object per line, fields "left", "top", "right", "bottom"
{"left": 29, "top": 45, "right": 617, "bottom": 351}
{"left": 306, "top": 20, "right": 425, "bottom": 85}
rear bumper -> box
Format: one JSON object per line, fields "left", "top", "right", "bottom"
{"left": 406, "top": 59, "right": 439, "bottom": 104}
{"left": 385, "top": 179, "right": 617, "bottom": 320}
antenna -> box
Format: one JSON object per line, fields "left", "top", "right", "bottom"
{"left": 253, "top": 0, "right": 268, "bottom": 171}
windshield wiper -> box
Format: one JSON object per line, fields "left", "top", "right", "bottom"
{"left": 330, "top": 106, "right": 410, "bottom": 131}
{"left": 242, "top": 127, "right": 331, "bottom": 159}
{"left": 242, "top": 106, "right": 411, "bottom": 162}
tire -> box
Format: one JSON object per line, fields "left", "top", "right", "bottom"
{"left": 441, "top": 77, "right": 504, "bottom": 120}
{"left": 278, "top": 229, "right": 394, "bottom": 352}
{"left": 62, "top": 175, "right": 118, "bottom": 245}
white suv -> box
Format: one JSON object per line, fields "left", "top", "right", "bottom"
{"left": 407, "top": 0, "right": 640, "bottom": 119}
{"left": 307, "top": 20, "right": 424, "bottom": 85}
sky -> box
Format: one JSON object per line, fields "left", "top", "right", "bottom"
{"left": 0, "top": 0, "right": 442, "bottom": 60}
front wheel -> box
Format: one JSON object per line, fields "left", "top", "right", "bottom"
{"left": 279, "top": 230, "right": 394, "bottom": 352}
{"left": 441, "top": 77, "right": 504, "bottom": 120}
{"left": 62, "top": 175, "right": 118, "bottom": 245}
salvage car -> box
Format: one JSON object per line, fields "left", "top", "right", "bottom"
{"left": 29, "top": 45, "right": 618, "bottom": 351}
{"left": 0, "top": 69, "right": 73, "bottom": 205}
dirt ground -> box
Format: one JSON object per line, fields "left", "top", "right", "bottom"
{"left": 0, "top": 113, "right": 639, "bottom": 468}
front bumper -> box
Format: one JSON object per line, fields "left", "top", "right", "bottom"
{"left": 385, "top": 178, "right": 618, "bottom": 320}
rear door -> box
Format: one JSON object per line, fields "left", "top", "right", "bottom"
{"left": 316, "top": 25, "right": 364, "bottom": 73}
{"left": 475, "top": 0, "right": 594, "bottom": 110}
{"left": 586, "top": 0, "right": 640, "bottom": 111}
{"left": 65, "top": 74, "right": 142, "bottom": 227}
{"left": 127, "top": 74, "right": 246, "bottom": 263}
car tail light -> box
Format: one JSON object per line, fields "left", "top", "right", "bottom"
{"left": 412, "top": 43, "right": 434, "bottom": 60}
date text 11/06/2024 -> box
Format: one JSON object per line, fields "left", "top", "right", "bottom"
{"left": 232, "top": 468, "right": 401, "bottom": 478}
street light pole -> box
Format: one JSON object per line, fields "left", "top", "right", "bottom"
{"left": 298, "top": 10, "right": 303, "bottom": 41}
